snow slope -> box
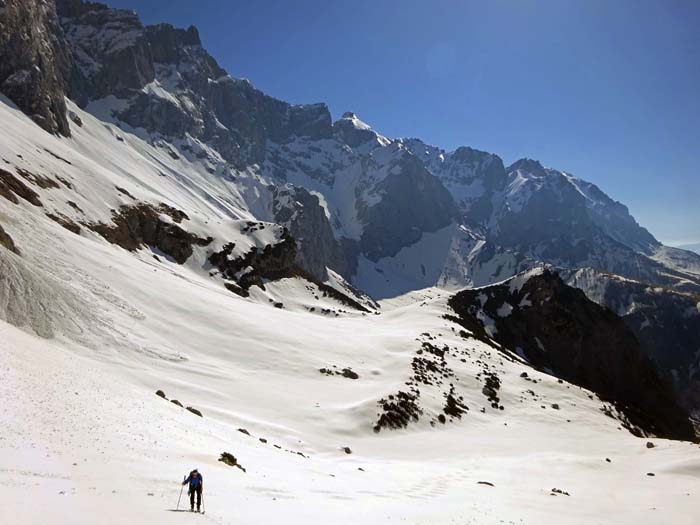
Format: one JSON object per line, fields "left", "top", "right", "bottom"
{"left": 1, "top": 97, "right": 699, "bottom": 524}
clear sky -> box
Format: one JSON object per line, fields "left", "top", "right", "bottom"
{"left": 106, "top": 0, "right": 700, "bottom": 245}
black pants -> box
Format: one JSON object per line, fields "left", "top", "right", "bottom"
{"left": 189, "top": 486, "right": 202, "bottom": 509}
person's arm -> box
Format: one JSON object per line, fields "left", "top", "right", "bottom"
{"left": 182, "top": 475, "right": 190, "bottom": 486}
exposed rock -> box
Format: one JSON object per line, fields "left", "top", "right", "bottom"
{"left": 208, "top": 229, "right": 298, "bottom": 295}
{"left": 447, "top": 269, "right": 696, "bottom": 441}
{"left": 115, "top": 186, "right": 135, "bottom": 200}
{"left": 333, "top": 112, "right": 380, "bottom": 148}
{"left": 155, "top": 390, "right": 166, "bottom": 399}
{"left": 88, "top": 202, "right": 211, "bottom": 264}
{"left": 0, "top": 0, "right": 71, "bottom": 135}
{"left": 218, "top": 452, "right": 246, "bottom": 472}
{"left": 56, "top": 2, "right": 332, "bottom": 167}
{"left": 46, "top": 213, "right": 81, "bottom": 234}
{"left": 481, "top": 372, "right": 502, "bottom": 410}
{"left": 359, "top": 153, "right": 456, "bottom": 262}
{"left": 17, "top": 168, "right": 60, "bottom": 189}
{"left": 0, "top": 168, "right": 43, "bottom": 206}
{"left": 271, "top": 185, "right": 354, "bottom": 280}
{"left": 186, "top": 406, "right": 202, "bottom": 417}
{"left": 402, "top": 141, "right": 507, "bottom": 229}
{"left": 57, "top": 0, "right": 155, "bottom": 104}
{"left": 341, "top": 368, "right": 359, "bottom": 380}
{"left": 170, "top": 399, "right": 183, "bottom": 407}
{"left": 443, "top": 385, "right": 469, "bottom": 419}
{"left": 564, "top": 267, "right": 700, "bottom": 417}
{"left": 319, "top": 366, "right": 360, "bottom": 380}
{"left": 374, "top": 390, "right": 423, "bottom": 432}
{"left": 0, "top": 223, "right": 20, "bottom": 255}
{"left": 551, "top": 488, "right": 571, "bottom": 496}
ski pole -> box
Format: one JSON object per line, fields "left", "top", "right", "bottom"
{"left": 176, "top": 475, "right": 185, "bottom": 510}
{"left": 202, "top": 492, "right": 205, "bottom": 514}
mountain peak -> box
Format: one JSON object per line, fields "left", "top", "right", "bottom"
{"left": 337, "top": 111, "right": 371, "bottom": 130}
{"left": 332, "top": 111, "right": 379, "bottom": 147}
{"left": 507, "top": 158, "right": 546, "bottom": 175}
{"left": 146, "top": 23, "right": 202, "bottom": 47}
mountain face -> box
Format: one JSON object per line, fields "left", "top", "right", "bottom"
{"left": 563, "top": 267, "right": 700, "bottom": 418}
{"left": 1, "top": 0, "right": 699, "bottom": 419}
{"left": 0, "top": 0, "right": 71, "bottom": 135}
{"left": 447, "top": 269, "right": 696, "bottom": 441}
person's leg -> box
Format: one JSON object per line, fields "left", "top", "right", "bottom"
{"left": 196, "top": 487, "right": 202, "bottom": 511}
{"left": 190, "top": 488, "right": 195, "bottom": 510}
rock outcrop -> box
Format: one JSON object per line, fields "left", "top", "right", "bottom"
{"left": 0, "top": 0, "right": 71, "bottom": 135}
{"left": 447, "top": 269, "right": 696, "bottom": 441}
{"left": 564, "top": 267, "right": 700, "bottom": 417}
{"left": 88, "top": 203, "right": 212, "bottom": 263}
{"left": 271, "top": 185, "right": 354, "bottom": 280}
{"left": 0, "top": 223, "right": 19, "bottom": 254}
{"left": 208, "top": 228, "right": 299, "bottom": 295}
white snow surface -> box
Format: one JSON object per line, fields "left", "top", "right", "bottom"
{"left": 0, "top": 98, "right": 699, "bottom": 524}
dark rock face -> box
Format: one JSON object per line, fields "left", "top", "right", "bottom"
{"left": 0, "top": 168, "right": 43, "bottom": 206}
{"left": 448, "top": 270, "right": 696, "bottom": 441}
{"left": 57, "top": 0, "right": 154, "bottom": 104}
{"left": 0, "top": 223, "right": 19, "bottom": 255}
{"left": 88, "top": 203, "right": 211, "bottom": 263}
{"left": 332, "top": 112, "right": 378, "bottom": 147}
{"left": 208, "top": 228, "right": 299, "bottom": 296}
{"left": 271, "top": 185, "right": 354, "bottom": 280}
{"left": 564, "top": 267, "right": 700, "bottom": 417}
{"left": 185, "top": 406, "right": 202, "bottom": 417}
{"left": 146, "top": 23, "right": 203, "bottom": 63}
{"left": 0, "top": 0, "right": 71, "bottom": 135}
{"left": 55, "top": 2, "right": 333, "bottom": 167}
{"left": 435, "top": 145, "right": 507, "bottom": 228}
{"left": 200, "top": 80, "right": 332, "bottom": 167}
{"left": 208, "top": 226, "right": 370, "bottom": 311}
{"left": 374, "top": 390, "right": 423, "bottom": 432}
{"left": 46, "top": 212, "right": 81, "bottom": 234}
{"left": 219, "top": 452, "right": 246, "bottom": 472}
{"left": 494, "top": 160, "right": 660, "bottom": 270}
{"left": 359, "top": 153, "right": 457, "bottom": 262}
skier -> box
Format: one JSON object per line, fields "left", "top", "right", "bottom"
{"left": 182, "top": 469, "right": 204, "bottom": 512}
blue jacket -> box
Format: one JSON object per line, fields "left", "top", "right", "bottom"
{"left": 183, "top": 472, "right": 203, "bottom": 490}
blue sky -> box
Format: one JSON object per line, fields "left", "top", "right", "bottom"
{"left": 107, "top": 0, "right": 700, "bottom": 244}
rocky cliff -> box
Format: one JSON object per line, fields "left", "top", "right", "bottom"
{"left": 447, "top": 269, "right": 696, "bottom": 441}
{"left": 0, "top": 0, "right": 71, "bottom": 135}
